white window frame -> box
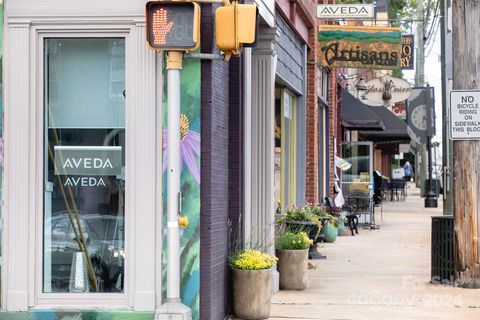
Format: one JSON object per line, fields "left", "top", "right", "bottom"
{"left": 3, "top": 18, "right": 163, "bottom": 311}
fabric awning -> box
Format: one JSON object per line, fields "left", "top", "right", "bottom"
{"left": 359, "top": 105, "right": 410, "bottom": 142}
{"left": 341, "top": 88, "right": 385, "bottom": 131}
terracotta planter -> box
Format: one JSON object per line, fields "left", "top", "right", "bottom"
{"left": 276, "top": 249, "right": 308, "bottom": 290}
{"left": 232, "top": 268, "right": 272, "bottom": 320}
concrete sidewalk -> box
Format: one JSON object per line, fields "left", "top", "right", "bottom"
{"left": 270, "top": 190, "right": 480, "bottom": 320}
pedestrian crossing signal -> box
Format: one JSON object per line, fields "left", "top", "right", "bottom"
{"left": 215, "top": 1, "right": 258, "bottom": 59}
{"left": 146, "top": 1, "right": 200, "bottom": 51}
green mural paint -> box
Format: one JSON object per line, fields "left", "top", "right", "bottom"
{"left": 0, "top": 311, "right": 154, "bottom": 320}
{"left": 162, "top": 57, "right": 201, "bottom": 319}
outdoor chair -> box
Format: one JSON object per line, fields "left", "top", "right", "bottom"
{"left": 345, "top": 193, "right": 374, "bottom": 228}
{"left": 324, "top": 197, "right": 359, "bottom": 236}
{"left": 389, "top": 179, "right": 406, "bottom": 201}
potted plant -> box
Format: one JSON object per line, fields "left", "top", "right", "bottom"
{"left": 336, "top": 213, "right": 347, "bottom": 236}
{"left": 275, "top": 231, "right": 312, "bottom": 290}
{"left": 229, "top": 250, "right": 278, "bottom": 320}
{"left": 277, "top": 205, "right": 324, "bottom": 259}
{"left": 323, "top": 217, "right": 338, "bottom": 243}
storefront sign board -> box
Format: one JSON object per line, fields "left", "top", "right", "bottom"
{"left": 401, "top": 34, "right": 414, "bottom": 70}
{"left": 317, "top": 4, "right": 375, "bottom": 19}
{"left": 318, "top": 25, "right": 402, "bottom": 69}
{"left": 362, "top": 74, "right": 412, "bottom": 106}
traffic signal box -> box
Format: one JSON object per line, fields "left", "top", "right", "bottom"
{"left": 146, "top": 0, "right": 257, "bottom": 60}
{"left": 215, "top": 1, "right": 258, "bottom": 59}
{"left": 146, "top": 1, "right": 200, "bottom": 51}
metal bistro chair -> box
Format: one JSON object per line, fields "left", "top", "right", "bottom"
{"left": 345, "top": 193, "right": 374, "bottom": 229}
{"left": 324, "top": 197, "right": 359, "bottom": 236}
{"left": 389, "top": 179, "right": 406, "bottom": 201}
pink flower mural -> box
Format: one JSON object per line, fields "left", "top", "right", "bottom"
{"left": 162, "top": 114, "right": 200, "bottom": 184}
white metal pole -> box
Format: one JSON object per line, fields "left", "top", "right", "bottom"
{"left": 166, "top": 52, "right": 182, "bottom": 301}
{"left": 156, "top": 51, "right": 191, "bottom": 320}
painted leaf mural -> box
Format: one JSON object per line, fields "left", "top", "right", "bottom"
{"left": 162, "top": 57, "right": 201, "bottom": 320}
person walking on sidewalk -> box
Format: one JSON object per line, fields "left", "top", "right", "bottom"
{"left": 403, "top": 161, "right": 413, "bottom": 182}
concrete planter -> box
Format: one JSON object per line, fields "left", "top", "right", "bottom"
{"left": 232, "top": 268, "right": 272, "bottom": 319}
{"left": 276, "top": 249, "right": 308, "bottom": 290}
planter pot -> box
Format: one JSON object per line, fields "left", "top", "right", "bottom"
{"left": 285, "top": 220, "right": 326, "bottom": 259}
{"left": 337, "top": 220, "right": 345, "bottom": 235}
{"left": 232, "top": 268, "right": 272, "bottom": 320}
{"left": 323, "top": 222, "right": 338, "bottom": 243}
{"left": 276, "top": 249, "right": 308, "bottom": 290}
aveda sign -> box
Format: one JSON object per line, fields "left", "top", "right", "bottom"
{"left": 54, "top": 146, "right": 122, "bottom": 176}
{"left": 317, "top": 4, "right": 375, "bottom": 19}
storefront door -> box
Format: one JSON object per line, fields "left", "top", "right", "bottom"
{"left": 341, "top": 141, "right": 374, "bottom": 198}
{"left": 43, "top": 38, "right": 126, "bottom": 294}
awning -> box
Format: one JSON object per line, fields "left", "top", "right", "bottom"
{"left": 341, "top": 88, "right": 385, "bottom": 131}
{"left": 359, "top": 105, "right": 410, "bottom": 142}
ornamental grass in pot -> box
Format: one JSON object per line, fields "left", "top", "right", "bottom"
{"left": 275, "top": 231, "right": 313, "bottom": 290}
{"left": 229, "top": 250, "right": 278, "bottom": 320}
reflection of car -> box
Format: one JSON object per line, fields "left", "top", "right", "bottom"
{"left": 46, "top": 212, "right": 124, "bottom": 293}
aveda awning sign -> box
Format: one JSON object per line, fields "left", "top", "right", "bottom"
{"left": 318, "top": 25, "right": 402, "bottom": 69}
{"left": 317, "top": 4, "right": 375, "bottom": 19}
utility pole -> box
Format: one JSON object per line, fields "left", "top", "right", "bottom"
{"left": 415, "top": 0, "right": 427, "bottom": 193}
{"left": 452, "top": 0, "right": 480, "bottom": 288}
{"left": 416, "top": 0, "right": 425, "bottom": 87}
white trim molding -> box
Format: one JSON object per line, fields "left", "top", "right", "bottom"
{"left": 3, "top": 3, "right": 163, "bottom": 312}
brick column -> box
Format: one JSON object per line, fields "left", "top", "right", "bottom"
{"left": 305, "top": 21, "right": 319, "bottom": 204}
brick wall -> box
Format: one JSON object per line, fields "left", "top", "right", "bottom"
{"left": 305, "top": 17, "right": 319, "bottom": 203}
{"left": 200, "top": 4, "right": 233, "bottom": 320}
{"left": 305, "top": 0, "right": 341, "bottom": 200}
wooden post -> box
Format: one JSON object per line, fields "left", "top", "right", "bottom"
{"left": 452, "top": 0, "right": 480, "bottom": 287}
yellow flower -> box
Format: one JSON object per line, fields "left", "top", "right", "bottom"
{"left": 230, "top": 250, "right": 278, "bottom": 270}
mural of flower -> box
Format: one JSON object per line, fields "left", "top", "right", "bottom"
{"left": 163, "top": 114, "right": 200, "bottom": 184}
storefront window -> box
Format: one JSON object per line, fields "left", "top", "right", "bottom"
{"left": 275, "top": 89, "right": 297, "bottom": 213}
{"left": 43, "top": 38, "right": 125, "bottom": 293}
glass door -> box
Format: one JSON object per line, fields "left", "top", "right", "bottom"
{"left": 340, "top": 141, "right": 373, "bottom": 198}
{"left": 43, "top": 38, "right": 126, "bottom": 293}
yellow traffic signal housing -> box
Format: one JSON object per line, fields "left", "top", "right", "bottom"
{"left": 215, "top": 2, "right": 257, "bottom": 58}
{"left": 146, "top": 1, "right": 201, "bottom": 51}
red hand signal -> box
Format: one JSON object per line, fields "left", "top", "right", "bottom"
{"left": 152, "top": 8, "right": 174, "bottom": 45}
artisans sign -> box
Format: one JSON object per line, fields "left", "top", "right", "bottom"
{"left": 317, "top": 4, "right": 375, "bottom": 19}
{"left": 400, "top": 35, "right": 414, "bottom": 70}
{"left": 450, "top": 90, "right": 480, "bottom": 140}
{"left": 318, "top": 25, "right": 402, "bottom": 69}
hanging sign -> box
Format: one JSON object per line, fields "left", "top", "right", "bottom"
{"left": 450, "top": 90, "right": 480, "bottom": 140}
{"left": 317, "top": 4, "right": 375, "bottom": 19}
{"left": 400, "top": 35, "right": 414, "bottom": 70}
{"left": 335, "top": 156, "right": 352, "bottom": 171}
{"left": 361, "top": 75, "right": 412, "bottom": 107}
{"left": 318, "top": 25, "right": 402, "bottom": 70}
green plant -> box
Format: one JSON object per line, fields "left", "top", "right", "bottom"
{"left": 275, "top": 231, "right": 313, "bottom": 250}
{"left": 229, "top": 250, "right": 278, "bottom": 270}
{"left": 306, "top": 203, "right": 327, "bottom": 218}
